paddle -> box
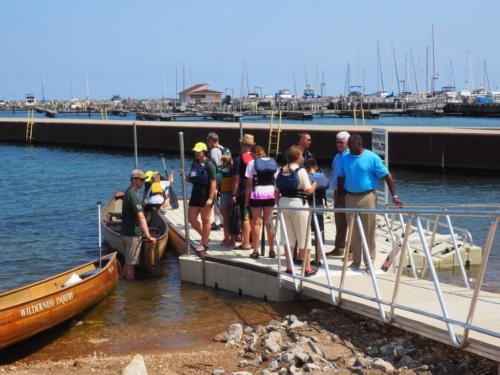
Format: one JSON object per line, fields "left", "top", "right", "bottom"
{"left": 161, "top": 154, "right": 179, "bottom": 209}
{"left": 96, "top": 201, "right": 103, "bottom": 269}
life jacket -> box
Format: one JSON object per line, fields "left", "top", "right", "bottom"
{"left": 308, "top": 171, "right": 329, "bottom": 206}
{"left": 276, "top": 166, "right": 306, "bottom": 200}
{"left": 253, "top": 157, "right": 277, "bottom": 187}
{"left": 189, "top": 161, "right": 209, "bottom": 185}
{"left": 219, "top": 167, "right": 234, "bottom": 193}
{"left": 151, "top": 181, "right": 165, "bottom": 196}
{"left": 239, "top": 152, "right": 254, "bottom": 178}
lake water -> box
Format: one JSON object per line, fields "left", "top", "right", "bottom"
{"left": 0, "top": 143, "right": 499, "bottom": 361}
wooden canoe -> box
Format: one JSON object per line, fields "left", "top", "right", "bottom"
{"left": 101, "top": 196, "right": 169, "bottom": 267}
{"left": 0, "top": 252, "right": 119, "bottom": 350}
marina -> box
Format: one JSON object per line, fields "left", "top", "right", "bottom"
{"left": 3, "top": 1, "right": 500, "bottom": 373}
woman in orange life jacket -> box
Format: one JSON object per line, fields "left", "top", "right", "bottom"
{"left": 276, "top": 146, "right": 317, "bottom": 277}
{"left": 179, "top": 142, "right": 217, "bottom": 252}
{"left": 244, "top": 146, "right": 278, "bottom": 259}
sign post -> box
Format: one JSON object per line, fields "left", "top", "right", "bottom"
{"left": 371, "top": 128, "right": 389, "bottom": 206}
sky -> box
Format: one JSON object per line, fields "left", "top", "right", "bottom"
{"left": 1, "top": 0, "right": 499, "bottom": 100}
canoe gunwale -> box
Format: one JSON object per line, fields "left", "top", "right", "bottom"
{"left": 0, "top": 252, "right": 118, "bottom": 312}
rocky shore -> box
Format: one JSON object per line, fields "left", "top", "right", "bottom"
{"left": 1, "top": 306, "right": 497, "bottom": 374}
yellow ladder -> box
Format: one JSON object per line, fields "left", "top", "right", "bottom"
{"left": 25, "top": 109, "right": 35, "bottom": 143}
{"left": 267, "top": 110, "right": 282, "bottom": 159}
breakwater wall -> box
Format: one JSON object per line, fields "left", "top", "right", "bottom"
{"left": 1, "top": 118, "right": 499, "bottom": 174}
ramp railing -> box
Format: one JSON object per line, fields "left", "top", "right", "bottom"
{"left": 271, "top": 204, "right": 500, "bottom": 349}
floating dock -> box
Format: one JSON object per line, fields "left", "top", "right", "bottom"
{"left": 1, "top": 117, "right": 500, "bottom": 173}
{"left": 163, "top": 201, "right": 500, "bottom": 362}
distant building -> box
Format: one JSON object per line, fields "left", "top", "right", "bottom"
{"left": 178, "top": 84, "right": 222, "bottom": 104}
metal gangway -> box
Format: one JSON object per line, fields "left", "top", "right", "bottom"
{"left": 270, "top": 203, "right": 500, "bottom": 361}
{"left": 171, "top": 199, "right": 500, "bottom": 361}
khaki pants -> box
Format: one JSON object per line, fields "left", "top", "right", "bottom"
{"left": 334, "top": 191, "right": 347, "bottom": 250}
{"left": 346, "top": 191, "right": 376, "bottom": 266}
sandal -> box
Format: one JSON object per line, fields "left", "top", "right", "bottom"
{"left": 249, "top": 252, "right": 259, "bottom": 259}
{"left": 195, "top": 244, "right": 208, "bottom": 252}
{"left": 285, "top": 268, "right": 293, "bottom": 274}
{"left": 235, "top": 244, "right": 252, "bottom": 250}
{"left": 304, "top": 268, "right": 317, "bottom": 277}
{"left": 268, "top": 251, "right": 276, "bottom": 258}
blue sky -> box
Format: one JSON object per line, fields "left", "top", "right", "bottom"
{"left": 1, "top": 0, "right": 499, "bottom": 99}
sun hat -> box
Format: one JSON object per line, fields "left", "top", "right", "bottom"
{"left": 130, "top": 169, "right": 146, "bottom": 180}
{"left": 239, "top": 133, "right": 255, "bottom": 146}
{"left": 192, "top": 142, "right": 208, "bottom": 153}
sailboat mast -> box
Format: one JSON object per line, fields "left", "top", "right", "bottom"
{"left": 85, "top": 66, "right": 90, "bottom": 102}
{"left": 377, "top": 39, "right": 385, "bottom": 92}
{"left": 292, "top": 70, "right": 297, "bottom": 97}
{"left": 431, "top": 25, "right": 436, "bottom": 95}
{"left": 425, "top": 46, "right": 429, "bottom": 94}
{"left": 391, "top": 43, "right": 401, "bottom": 94}
{"left": 410, "top": 47, "right": 419, "bottom": 93}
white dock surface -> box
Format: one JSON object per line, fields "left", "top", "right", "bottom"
{"left": 165, "top": 202, "right": 500, "bottom": 361}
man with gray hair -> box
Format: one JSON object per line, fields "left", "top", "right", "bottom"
{"left": 327, "top": 131, "right": 350, "bottom": 257}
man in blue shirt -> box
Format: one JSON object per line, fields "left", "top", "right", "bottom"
{"left": 337, "top": 133, "right": 403, "bottom": 269}
{"left": 327, "top": 131, "right": 350, "bottom": 257}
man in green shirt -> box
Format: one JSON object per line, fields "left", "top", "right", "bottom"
{"left": 120, "top": 169, "right": 156, "bottom": 280}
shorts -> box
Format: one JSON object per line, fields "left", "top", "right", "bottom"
{"left": 237, "top": 190, "right": 251, "bottom": 221}
{"left": 189, "top": 190, "right": 210, "bottom": 207}
{"left": 121, "top": 235, "right": 142, "bottom": 265}
{"left": 249, "top": 198, "right": 275, "bottom": 208}
{"left": 219, "top": 192, "right": 233, "bottom": 208}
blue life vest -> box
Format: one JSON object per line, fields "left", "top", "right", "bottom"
{"left": 276, "top": 166, "right": 306, "bottom": 200}
{"left": 189, "top": 161, "right": 209, "bottom": 185}
{"left": 254, "top": 157, "right": 277, "bottom": 186}
{"left": 309, "top": 171, "right": 329, "bottom": 205}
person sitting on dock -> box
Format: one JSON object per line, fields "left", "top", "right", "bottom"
{"left": 327, "top": 131, "right": 350, "bottom": 257}
{"left": 179, "top": 142, "right": 217, "bottom": 252}
{"left": 337, "top": 133, "right": 403, "bottom": 270}
{"left": 120, "top": 169, "right": 157, "bottom": 280}
{"left": 245, "top": 145, "right": 278, "bottom": 259}
{"left": 143, "top": 171, "right": 170, "bottom": 216}
{"left": 276, "top": 146, "right": 317, "bottom": 277}
{"left": 219, "top": 154, "right": 236, "bottom": 248}
{"left": 231, "top": 134, "right": 255, "bottom": 250}
{"left": 207, "top": 132, "right": 228, "bottom": 231}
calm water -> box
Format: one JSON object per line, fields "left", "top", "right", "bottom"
{"left": 1, "top": 109, "right": 500, "bottom": 128}
{"left": 0, "top": 143, "right": 499, "bottom": 360}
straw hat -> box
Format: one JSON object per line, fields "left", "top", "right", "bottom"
{"left": 239, "top": 133, "right": 255, "bottom": 146}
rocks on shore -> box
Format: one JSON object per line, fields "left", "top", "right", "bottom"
{"left": 122, "top": 354, "right": 148, "bottom": 375}
{"left": 212, "top": 309, "right": 493, "bottom": 375}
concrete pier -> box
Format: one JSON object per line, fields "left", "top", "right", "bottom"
{"left": 1, "top": 117, "right": 499, "bottom": 173}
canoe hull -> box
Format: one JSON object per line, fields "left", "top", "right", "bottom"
{"left": 101, "top": 197, "right": 169, "bottom": 267}
{"left": 0, "top": 253, "right": 119, "bottom": 350}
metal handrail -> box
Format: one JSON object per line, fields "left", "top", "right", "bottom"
{"left": 271, "top": 203, "right": 500, "bottom": 349}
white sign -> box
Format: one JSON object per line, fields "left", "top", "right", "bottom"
{"left": 372, "top": 128, "right": 389, "bottom": 205}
